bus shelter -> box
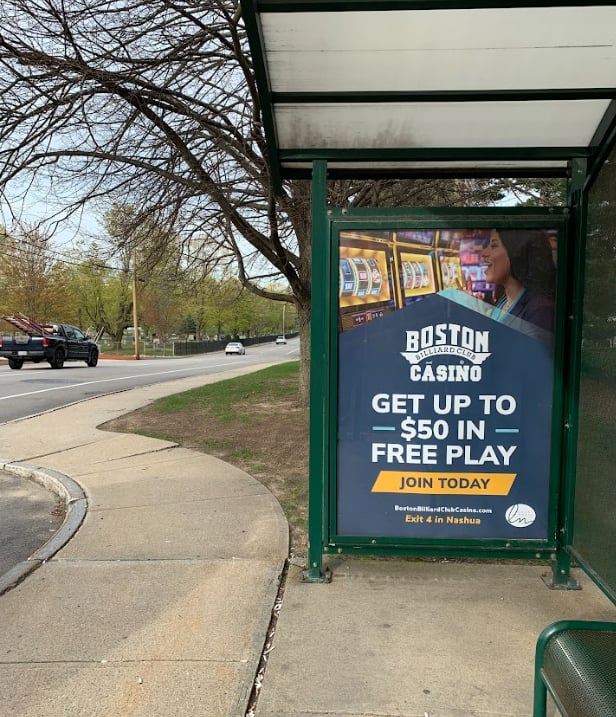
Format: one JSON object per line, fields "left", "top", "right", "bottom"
{"left": 240, "top": 1, "right": 616, "bottom": 589}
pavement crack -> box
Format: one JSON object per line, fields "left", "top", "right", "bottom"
{"left": 244, "top": 558, "right": 288, "bottom": 717}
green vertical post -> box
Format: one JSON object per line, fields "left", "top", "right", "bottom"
{"left": 305, "top": 160, "right": 330, "bottom": 582}
{"left": 545, "top": 157, "right": 587, "bottom": 590}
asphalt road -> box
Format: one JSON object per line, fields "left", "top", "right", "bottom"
{"left": 0, "top": 470, "right": 64, "bottom": 578}
{"left": 0, "top": 338, "right": 298, "bottom": 424}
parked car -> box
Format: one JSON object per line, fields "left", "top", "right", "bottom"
{"left": 225, "top": 341, "right": 245, "bottom": 355}
{"left": 275, "top": 336, "right": 287, "bottom": 344}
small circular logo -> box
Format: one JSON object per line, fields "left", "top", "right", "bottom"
{"left": 505, "top": 503, "right": 536, "bottom": 528}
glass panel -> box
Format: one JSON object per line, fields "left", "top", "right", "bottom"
{"left": 263, "top": 7, "right": 616, "bottom": 92}
{"left": 263, "top": 6, "right": 616, "bottom": 52}
{"left": 268, "top": 47, "right": 616, "bottom": 94}
{"left": 574, "top": 143, "right": 616, "bottom": 590}
{"left": 275, "top": 101, "right": 608, "bottom": 149}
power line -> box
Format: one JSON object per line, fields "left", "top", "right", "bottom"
{"left": 0, "top": 238, "right": 125, "bottom": 273}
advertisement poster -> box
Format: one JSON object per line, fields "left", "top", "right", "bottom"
{"left": 337, "top": 228, "right": 557, "bottom": 541}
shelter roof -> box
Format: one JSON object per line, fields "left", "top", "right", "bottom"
{"left": 240, "top": 1, "right": 616, "bottom": 184}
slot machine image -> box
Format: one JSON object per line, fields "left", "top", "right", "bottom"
{"left": 402, "top": 261, "right": 414, "bottom": 290}
{"left": 366, "top": 257, "right": 383, "bottom": 296}
{"left": 435, "top": 230, "right": 464, "bottom": 291}
{"left": 393, "top": 230, "right": 438, "bottom": 306}
{"left": 437, "top": 251, "right": 464, "bottom": 290}
{"left": 411, "top": 261, "right": 422, "bottom": 289}
{"left": 397, "top": 250, "right": 437, "bottom": 304}
{"left": 440, "top": 260, "right": 451, "bottom": 287}
{"left": 340, "top": 258, "right": 355, "bottom": 297}
{"left": 418, "top": 260, "right": 430, "bottom": 288}
{"left": 338, "top": 234, "right": 396, "bottom": 331}
{"left": 350, "top": 256, "right": 371, "bottom": 297}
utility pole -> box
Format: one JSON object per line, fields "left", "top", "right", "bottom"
{"left": 132, "top": 245, "right": 141, "bottom": 360}
{"left": 282, "top": 302, "right": 286, "bottom": 337}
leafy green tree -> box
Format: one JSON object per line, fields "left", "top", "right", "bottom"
{"left": 74, "top": 205, "right": 187, "bottom": 346}
{"left": 199, "top": 277, "right": 243, "bottom": 339}
{"left": 140, "top": 275, "right": 185, "bottom": 341}
{"left": 180, "top": 315, "right": 197, "bottom": 338}
{"left": 0, "top": 225, "right": 75, "bottom": 323}
{"left": 69, "top": 255, "right": 132, "bottom": 347}
{"left": 182, "top": 283, "right": 210, "bottom": 341}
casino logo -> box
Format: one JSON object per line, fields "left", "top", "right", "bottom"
{"left": 401, "top": 323, "right": 492, "bottom": 383}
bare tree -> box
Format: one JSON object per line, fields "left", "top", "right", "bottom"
{"left": 0, "top": 0, "right": 561, "bottom": 400}
{"left": 0, "top": 224, "right": 74, "bottom": 320}
{"left": 0, "top": 0, "right": 314, "bottom": 393}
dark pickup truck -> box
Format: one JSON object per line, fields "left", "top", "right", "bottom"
{"left": 0, "top": 314, "right": 99, "bottom": 370}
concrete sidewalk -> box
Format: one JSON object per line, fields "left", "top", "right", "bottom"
{"left": 257, "top": 560, "right": 614, "bottom": 717}
{"left": 1, "top": 366, "right": 615, "bottom": 717}
{"left": 0, "top": 366, "right": 288, "bottom": 717}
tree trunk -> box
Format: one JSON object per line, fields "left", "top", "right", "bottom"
{"left": 110, "top": 328, "right": 124, "bottom": 348}
{"left": 296, "top": 299, "right": 311, "bottom": 407}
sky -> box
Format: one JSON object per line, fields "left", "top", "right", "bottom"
{"left": 1, "top": 193, "right": 103, "bottom": 253}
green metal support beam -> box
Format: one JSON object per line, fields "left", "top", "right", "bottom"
{"left": 278, "top": 147, "right": 587, "bottom": 163}
{"left": 255, "top": 0, "right": 616, "bottom": 12}
{"left": 273, "top": 89, "right": 616, "bottom": 104}
{"left": 305, "top": 159, "right": 330, "bottom": 583}
{"left": 238, "top": 0, "right": 283, "bottom": 194}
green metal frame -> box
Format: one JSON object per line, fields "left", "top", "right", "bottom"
{"left": 238, "top": 0, "right": 283, "bottom": 192}
{"left": 278, "top": 148, "right": 579, "bottom": 184}
{"left": 540, "top": 158, "right": 588, "bottom": 590}
{"left": 307, "top": 191, "right": 573, "bottom": 580}
{"left": 306, "top": 160, "right": 330, "bottom": 582}
{"left": 559, "top": 153, "right": 616, "bottom": 605}
{"left": 255, "top": 1, "right": 616, "bottom": 10}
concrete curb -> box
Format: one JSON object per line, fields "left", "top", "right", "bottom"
{"left": 0, "top": 457, "right": 87, "bottom": 595}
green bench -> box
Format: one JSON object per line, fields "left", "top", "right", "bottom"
{"left": 533, "top": 620, "right": 616, "bottom": 716}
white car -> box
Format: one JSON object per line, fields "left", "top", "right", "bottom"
{"left": 275, "top": 336, "right": 287, "bottom": 344}
{"left": 225, "top": 341, "right": 245, "bottom": 355}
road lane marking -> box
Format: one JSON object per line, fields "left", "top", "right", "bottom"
{"left": 0, "top": 364, "right": 231, "bottom": 401}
